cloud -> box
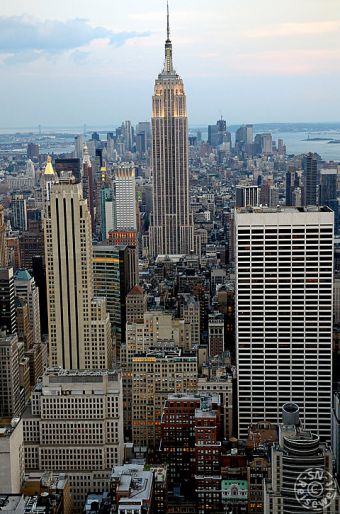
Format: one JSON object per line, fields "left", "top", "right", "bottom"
{"left": 0, "top": 15, "right": 150, "bottom": 59}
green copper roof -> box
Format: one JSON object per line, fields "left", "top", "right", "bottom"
{"left": 15, "top": 269, "right": 32, "bottom": 281}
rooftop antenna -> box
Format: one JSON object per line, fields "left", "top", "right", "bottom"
{"left": 167, "top": 1, "right": 170, "bottom": 41}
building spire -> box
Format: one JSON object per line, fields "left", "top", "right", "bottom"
{"left": 163, "top": 1, "right": 174, "bottom": 74}
{"left": 44, "top": 155, "right": 55, "bottom": 176}
{"left": 167, "top": 1, "right": 170, "bottom": 41}
{"left": 83, "top": 143, "right": 91, "bottom": 166}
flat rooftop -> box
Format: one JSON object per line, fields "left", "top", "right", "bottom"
{"left": 236, "top": 205, "right": 332, "bottom": 214}
{"left": 0, "top": 495, "right": 24, "bottom": 511}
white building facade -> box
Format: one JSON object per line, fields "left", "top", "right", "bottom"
{"left": 235, "top": 206, "right": 333, "bottom": 440}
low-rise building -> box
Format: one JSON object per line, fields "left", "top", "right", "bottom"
{"left": 111, "top": 464, "right": 153, "bottom": 514}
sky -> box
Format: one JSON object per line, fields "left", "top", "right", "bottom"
{"left": 0, "top": 0, "right": 339, "bottom": 127}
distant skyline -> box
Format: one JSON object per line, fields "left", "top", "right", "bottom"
{"left": 0, "top": 0, "right": 339, "bottom": 126}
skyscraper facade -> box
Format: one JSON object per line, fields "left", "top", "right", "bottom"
{"left": 0, "top": 205, "right": 7, "bottom": 267}
{"left": 304, "top": 152, "right": 318, "bottom": 206}
{"left": 149, "top": 7, "right": 193, "bottom": 257}
{"left": 0, "top": 333, "right": 21, "bottom": 418}
{"left": 114, "top": 163, "right": 137, "bottom": 230}
{"left": 235, "top": 206, "right": 333, "bottom": 440}
{"left": 44, "top": 178, "right": 112, "bottom": 369}
{"left": 11, "top": 194, "right": 28, "bottom": 232}
{"left": 14, "top": 270, "right": 41, "bottom": 345}
{"left": 0, "top": 267, "right": 17, "bottom": 335}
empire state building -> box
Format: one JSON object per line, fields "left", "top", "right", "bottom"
{"left": 149, "top": 5, "right": 193, "bottom": 257}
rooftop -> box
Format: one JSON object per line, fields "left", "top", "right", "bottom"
{"left": 127, "top": 285, "right": 144, "bottom": 296}
{"left": 236, "top": 205, "right": 333, "bottom": 214}
{"left": 0, "top": 495, "right": 25, "bottom": 512}
{"left": 14, "top": 269, "right": 32, "bottom": 281}
{"left": 111, "top": 465, "right": 153, "bottom": 504}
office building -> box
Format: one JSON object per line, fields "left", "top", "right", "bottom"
{"left": 208, "top": 124, "right": 219, "bottom": 147}
{"left": 149, "top": 6, "right": 193, "bottom": 256}
{"left": 235, "top": 206, "right": 333, "bottom": 440}
{"left": 23, "top": 368, "right": 124, "bottom": 512}
{"left": 44, "top": 179, "right": 112, "bottom": 369}
{"left": 114, "top": 163, "right": 137, "bottom": 230}
{"left": 208, "top": 314, "right": 225, "bottom": 356}
{"left": 74, "top": 134, "right": 84, "bottom": 160}
{"left": 320, "top": 168, "right": 338, "bottom": 233}
{"left": 15, "top": 297, "right": 33, "bottom": 349}
{"left": 136, "top": 121, "right": 151, "bottom": 155}
{"left": 82, "top": 144, "right": 95, "bottom": 231}
{"left": 180, "top": 295, "right": 200, "bottom": 346}
{"left": 236, "top": 186, "right": 260, "bottom": 208}
{"left": 11, "top": 195, "right": 27, "bottom": 232}
{"left": 108, "top": 230, "right": 139, "bottom": 287}
{"left": 122, "top": 120, "right": 134, "bottom": 152}
{"left": 14, "top": 270, "right": 41, "bottom": 345}
{"left": 264, "top": 404, "right": 339, "bottom": 513}
{"left": 93, "top": 244, "right": 131, "bottom": 349}
{"left": 126, "top": 285, "right": 147, "bottom": 323}
{"left": 235, "top": 124, "right": 253, "bottom": 154}
{"left": 0, "top": 333, "right": 21, "bottom": 418}
{"left": 131, "top": 347, "right": 197, "bottom": 448}
{"left": 100, "top": 187, "right": 115, "bottom": 240}
{"left": 27, "top": 142, "right": 39, "bottom": 160}
{"left": 304, "top": 152, "right": 318, "bottom": 206}
{"left": 260, "top": 176, "right": 279, "bottom": 207}
{"left": 31, "top": 256, "right": 48, "bottom": 336}
{"left": 0, "top": 267, "right": 16, "bottom": 335}
{"left": 0, "top": 418, "right": 24, "bottom": 494}
{"left": 0, "top": 205, "right": 7, "bottom": 268}
{"left": 54, "top": 158, "right": 81, "bottom": 183}
{"left": 285, "top": 167, "right": 301, "bottom": 207}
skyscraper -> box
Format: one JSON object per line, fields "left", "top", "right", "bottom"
{"left": 304, "top": 152, "right": 318, "bottom": 206}
{"left": 0, "top": 205, "right": 7, "bottom": 267}
{"left": 0, "top": 332, "right": 21, "bottom": 418}
{"left": 11, "top": 194, "right": 28, "bottom": 232}
{"left": 93, "top": 244, "right": 132, "bottom": 350}
{"left": 0, "top": 267, "right": 16, "bottom": 335}
{"left": 114, "top": 163, "right": 137, "bottom": 230}
{"left": 82, "top": 144, "right": 95, "bottom": 231}
{"left": 44, "top": 178, "right": 112, "bottom": 369}
{"left": 14, "top": 270, "right": 41, "bottom": 345}
{"left": 149, "top": 5, "right": 193, "bottom": 256}
{"left": 235, "top": 206, "right": 333, "bottom": 440}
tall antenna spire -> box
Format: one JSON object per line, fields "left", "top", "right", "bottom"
{"left": 167, "top": 1, "right": 170, "bottom": 41}
{"left": 163, "top": 1, "right": 174, "bottom": 74}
